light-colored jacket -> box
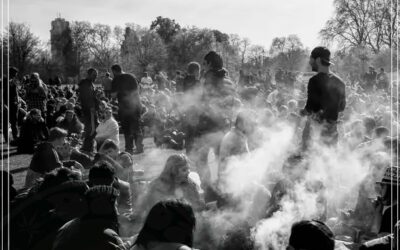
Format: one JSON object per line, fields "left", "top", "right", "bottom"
{"left": 95, "top": 117, "right": 119, "bottom": 145}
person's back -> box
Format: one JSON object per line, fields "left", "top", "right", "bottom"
{"left": 305, "top": 72, "right": 346, "bottom": 123}
{"left": 112, "top": 73, "right": 140, "bottom": 111}
{"left": 53, "top": 218, "right": 125, "bottom": 250}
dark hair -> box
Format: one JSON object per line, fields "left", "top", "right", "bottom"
{"left": 89, "top": 161, "right": 116, "bottom": 186}
{"left": 100, "top": 139, "right": 119, "bottom": 152}
{"left": 111, "top": 64, "right": 122, "bottom": 73}
{"left": 48, "top": 127, "right": 68, "bottom": 142}
{"left": 204, "top": 51, "right": 223, "bottom": 69}
{"left": 289, "top": 220, "right": 334, "bottom": 250}
{"left": 29, "top": 108, "right": 41, "bottom": 117}
{"left": 105, "top": 72, "right": 110, "bottom": 77}
{"left": 87, "top": 68, "right": 97, "bottom": 75}
{"left": 187, "top": 62, "right": 200, "bottom": 75}
{"left": 204, "top": 51, "right": 227, "bottom": 78}
{"left": 135, "top": 200, "right": 196, "bottom": 248}
{"left": 374, "top": 126, "right": 389, "bottom": 138}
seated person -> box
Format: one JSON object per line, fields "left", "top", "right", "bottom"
{"left": 52, "top": 185, "right": 131, "bottom": 250}
{"left": 136, "top": 154, "right": 205, "bottom": 220}
{"left": 18, "top": 108, "right": 49, "bottom": 154}
{"left": 57, "top": 110, "right": 83, "bottom": 136}
{"left": 93, "top": 143, "right": 132, "bottom": 215}
{"left": 131, "top": 200, "right": 196, "bottom": 250}
{"left": 10, "top": 168, "right": 86, "bottom": 250}
{"left": 25, "top": 127, "right": 83, "bottom": 188}
{"left": 55, "top": 139, "right": 93, "bottom": 169}
{"left": 95, "top": 106, "right": 119, "bottom": 149}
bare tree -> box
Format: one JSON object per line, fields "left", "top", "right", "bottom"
{"left": 320, "top": 0, "right": 397, "bottom": 53}
{"left": 87, "top": 24, "right": 120, "bottom": 71}
{"left": 5, "top": 22, "right": 39, "bottom": 74}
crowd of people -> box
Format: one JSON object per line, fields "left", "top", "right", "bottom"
{"left": 0, "top": 46, "right": 398, "bottom": 250}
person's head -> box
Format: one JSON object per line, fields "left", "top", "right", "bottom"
{"left": 369, "top": 66, "right": 374, "bottom": 73}
{"left": 118, "top": 152, "right": 133, "bottom": 169}
{"left": 374, "top": 126, "right": 390, "bottom": 139}
{"left": 65, "top": 110, "right": 75, "bottom": 122}
{"left": 144, "top": 72, "right": 149, "bottom": 77}
{"left": 99, "top": 139, "right": 119, "bottom": 159}
{"left": 88, "top": 161, "right": 116, "bottom": 186}
{"left": 65, "top": 101, "right": 74, "bottom": 111}
{"left": 159, "top": 154, "right": 190, "bottom": 184}
{"left": 135, "top": 199, "right": 196, "bottom": 248}
{"left": 103, "top": 106, "right": 113, "bottom": 120}
{"left": 9, "top": 67, "right": 18, "bottom": 79}
{"left": 30, "top": 72, "right": 41, "bottom": 87}
{"left": 235, "top": 110, "right": 257, "bottom": 135}
{"left": 111, "top": 64, "right": 122, "bottom": 77}
{"left": 87, "top": 68, "right": 98, "bottom": 82}
{"left": 309, "top": 46, "right": 332, "bottom": 72}
{"left": 187, "top": 62, "right": 201, "bottom": 79}
{"left": 48, "top": 127, "right": 68, "bottom": 148}
{"left": 29, "top": 108, "right": 42, "bottom": 122}
{"left": 105, "top": 72, "right": 110, "bottom": 77}
{"left": 287, "top": 99, "right": 298, "bottom": 112}
{"left": 363, "top": 116, "right": 376, "bottom": 135}
{"left": 204, "top": 51, "right": 223, "bottom": 72}
{"left": 380, "top": 68, "right": 385, "bottom": 73}
{"left": 288, "top": 220, "right": 334, "bottom": 250}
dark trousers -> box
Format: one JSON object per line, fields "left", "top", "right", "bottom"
{"left": 302, "top": 118, "right": 338, "bottom": 150}
{"left": 81, "top": 111, "right": 98, "bottom": 153}
{"left": 119, "top": 110, "right": 143, "bottom": 152}
{"left": 2, "top": 105, "right": 18, "bottom": 142}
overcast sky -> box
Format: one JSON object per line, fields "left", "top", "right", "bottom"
{"left": 8, "top": 0, "right": 335, "bottom": 49}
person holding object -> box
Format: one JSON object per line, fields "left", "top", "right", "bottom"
{"left": 300, "top": 46, "right": 346, "bottom": 148}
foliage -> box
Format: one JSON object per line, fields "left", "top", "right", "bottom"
{"left": 320, "top": 0, "right": 398, "bottom": 53}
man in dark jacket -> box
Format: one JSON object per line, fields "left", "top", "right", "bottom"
{"left": 111, "top": 64, "right": 143, "bottom": 154}
{"left": 300, "top": 46, "right": 346, "bottom": 148}
{"left": 78, "top": 68, "right": 99, "bottom": 154}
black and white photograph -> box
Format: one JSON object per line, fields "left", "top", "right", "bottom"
{"left": 0, "top": 0, "right": 399, "bottom": 249}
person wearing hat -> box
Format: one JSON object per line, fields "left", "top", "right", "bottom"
{"left": 300, "top": 46, "right": 346, "bottom": 148}
{"left": 287, "top": 220, "right": 335, "bottom": 250}
{"left": 371, "top": 166, "right": 400, "bottom": 235}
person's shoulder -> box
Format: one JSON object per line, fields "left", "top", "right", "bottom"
{"left": 35, "top": 141, "right": 52, "bottom": 151}
{"left": 329, "top": 73, "right": 346, "bottom": 85}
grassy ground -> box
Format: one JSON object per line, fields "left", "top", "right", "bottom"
{"left": 2, "top": 136, "right": 186, "bottom": 190}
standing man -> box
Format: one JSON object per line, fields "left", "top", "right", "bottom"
{"left": 79, "top": 68, "right": 99, "bottom": 154}
{"left": 300, "top": 46, "right": 346, "bottom": 148}
{"left": 102, "top": 72, "right": 113, "bottom": 99}
{"left": 2, "top": 67, "right": 20, "bottom": 144}
{"left": 111, "top": 64, "right": 143, "bottom": 154}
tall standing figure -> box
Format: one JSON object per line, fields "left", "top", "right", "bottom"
{"left": 300, "top": 47, "right": 346, "bottom": 148}
{"left": 79, "top": 68, "right": 99, "bottom": 154}
{"left": 111, "top": 64, "right": 143, "bottom": 154}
